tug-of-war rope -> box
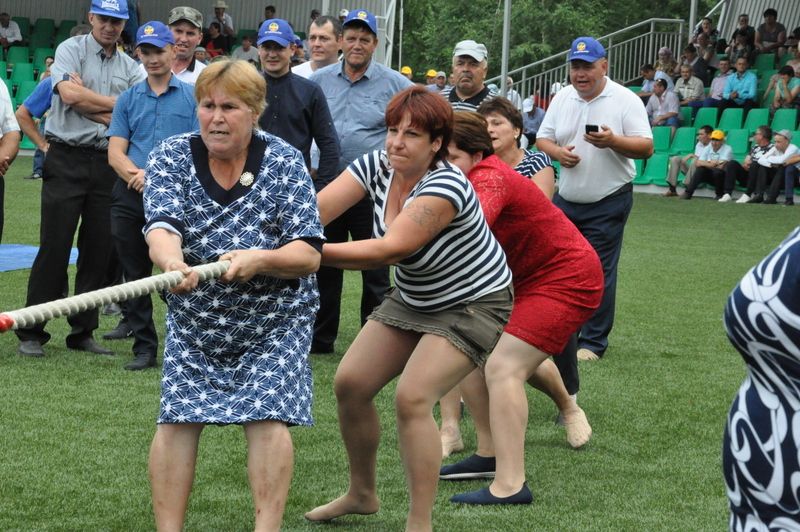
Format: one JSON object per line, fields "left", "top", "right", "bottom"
{"left": 0, "top": 261, "right": 231, "bottom": 332}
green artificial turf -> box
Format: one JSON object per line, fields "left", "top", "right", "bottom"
{"left": 1, "top": 155, "right": 796, "bottom": 530}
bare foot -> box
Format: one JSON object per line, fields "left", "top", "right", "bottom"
{"left": 304, "top": 493, "right": 380, "bottom": 522}
{"left": 577, "top": 348, "right": 600, "bottom": 361}
{"left": 562, "top": 406, "right": 592, "bottom": 449}
{"left": 440, "top": 426, "right": 464, "bottom": 458}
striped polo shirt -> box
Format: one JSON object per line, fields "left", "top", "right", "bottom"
{"left": 348, "top": 150, "right": 512, "bottom": 312}
{"left": 441, "top": 85, "right": 497, "bottom": 112}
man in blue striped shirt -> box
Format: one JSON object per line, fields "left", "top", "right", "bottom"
{"left": 106, "top": 21, "right": 198, "bottom": 370}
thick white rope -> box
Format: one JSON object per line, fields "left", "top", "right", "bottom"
{"left": 0, "top": 261, "right": 230, "bottom": 331}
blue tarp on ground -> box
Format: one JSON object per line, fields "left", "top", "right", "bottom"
{"left": 0, "top": 244, "right": 78, "bottom": 272}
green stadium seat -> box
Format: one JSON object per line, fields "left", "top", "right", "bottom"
{"left": 718, "top": 108, "right": 743, "bottom": 131}
{"left": 693, "top": 107, "right": 717, "bottom": 129}
{"left": 32, "top": 47, "right": 54, "bottom": 68}
{"left": 628, "top": 86, "right": 642, "bottom": 93}
{"left": 632, "top": 158, "right": 649, "bottom": 185}
{"left": 792, "top": 131, "right": 800, "bottom": 149}
{"left": 0, "top": 61, "right": 6, "bottom": 79}
{"left": 771, "top": 109, "right": 798, "bottom": 132}
{"left": 58, "top": 20, "right": 77, "bottom": 33}
{"left": 33, "top": 18, "right": 56, "bottom": 37}
{"left": 726, "top": 129, "right": 750, "bottom": 158}
{"left": 779, "top": 53, "right": 794, "bottom": 68}
{"left": 235, "top": 28, "right": 257, "bottom": 44}
{"left": 10, "top": 63, "right": 34, "bottom": 84}
{"left": 28, "top": 33, "right": 52, "bottom": 49}
{"left": 638, "top": 153, "right": 669, "bottom": 185}
{"left": 679, "top": 106, "right": 692, "bottom": 126}
{"left": 15, "top": 80, "right": 37, "bottom": 103}
{"left": 3, "top": 78, "right": 13, "bottom": 97}
{"left": 652, "top": 126, "right": 671, "bottom": 153}
{"left": 12, "top": 17, "right": 30, "bottom": 38}
{"left": 295, "top": 31, "right": 306, "bottom": 40}
{"left": 743, "top": 108, "right": 769, "bottom": 135}
{"left": 669, "top": 126, "right": 696, "bottom": 155}
{"left": 19, "top": 134, "right": 36, "bottom": 150}
{"left": 5, "top": 46, "right": 30, "bottom": 68}
{"left": 754, "top": 53, "right": 775, "bottom": 72}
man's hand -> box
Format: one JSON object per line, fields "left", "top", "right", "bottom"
{"left": 126, "top": 168, "right": 145, "bottom": 192}
{"left": 584, "top": 125, "right": 616, "bottom": 149}
{"left": 0, "top": 156, "right": 11, "bottom": 175}
{"left": 556, "top": 145, "right": 581, "bottom": 168}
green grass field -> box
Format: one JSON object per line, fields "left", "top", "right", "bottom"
{"left": 1, "top": 155, "right": 796, "bottom": 531}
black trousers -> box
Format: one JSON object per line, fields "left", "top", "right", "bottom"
{"left": 16, "top": 142, "right": 115, "bottom": 345}
{"left": 687, "top": 166, "right": 726, "bottom": 197}
{"left": 110, "top": 180, "right": 157, "bottom": 357}
{"left": 553, "top": 333, "right": 579, "bottom": 395}
{"left": 765, "top": 166, "right": 787, "bottom": 202}
{"left": 314, "top": 197, "right": 390, "bottom": 349}
{"left": 724, "top": 160, "right": 758, "bottom": 194}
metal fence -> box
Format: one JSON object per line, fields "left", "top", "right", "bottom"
{"left": 489, "top": 18, "right": 686, "bottom": 106}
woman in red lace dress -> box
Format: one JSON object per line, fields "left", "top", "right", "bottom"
{"left": 443, "top": 111, "right": 604, "bottom": 505}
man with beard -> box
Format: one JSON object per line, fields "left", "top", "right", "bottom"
{"left": 441, "top": 40, "right": 497, "bottom": 111}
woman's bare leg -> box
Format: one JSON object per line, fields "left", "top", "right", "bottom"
{"left": 395, "top": 334, "right": 476, "bottom": 531}
{"left": 305, "top": 321, "right": 419, "bottom": 521}
{"left": 458, "top": 368, "right": 495, "bottom": 457}
{"left": 484, "top": 333, "right": 549, "bottom": 496}
{"left": 149, "top": 423, "right": 205, "bottom": 532}
{"left": 244, "top": 420, "right": 294, "bottom": 532}
{"left": 438, "top": 387, "right": 464, "bottom": 458}
{"left": 526, "top": 359, "right": 592, "bottom": 448}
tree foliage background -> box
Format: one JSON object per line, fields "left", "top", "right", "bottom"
{"left": 394, "top": 0, "right": 718, "bottom": 78}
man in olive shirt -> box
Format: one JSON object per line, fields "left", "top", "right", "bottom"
{"left": 16, "top": 0, "right": 145, "bottom": 358}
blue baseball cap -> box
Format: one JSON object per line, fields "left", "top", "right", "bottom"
{"left": 343, "top": 8, "right": 377, "bottom": 35}
{"left": 89, "top": 0, "right": 129, "bottom": 20}
{"left": 136, "top": 21, "right": 175, "bottom": 48}
{"left": 568, "top": 37, "right": 605, "bottom": 62}
{"left": 257, "top": 18, "right": 295, "bottom": 47}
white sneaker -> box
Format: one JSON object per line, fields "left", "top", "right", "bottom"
{"left": 736, "top": 194, "right": 750, "bottom": 204}
{"left": 718, "top": 193, "right": 732, "bottom": 203}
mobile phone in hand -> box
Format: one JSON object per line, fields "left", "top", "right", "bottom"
{"left": 585, "top": 124, "right": 599, "bottom": 134}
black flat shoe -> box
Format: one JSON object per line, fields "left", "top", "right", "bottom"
{"left": 67, "top": 338, "right": 113, "bottom": 355}
{"left": 125, "top": 353, "right": 156, "bottom": 371}
{"left": 450, "top": 483, "right": 533, "bottom": 505}
{"left": 18, "top": 340, "right": 44, "bottom": 357}
{"left": 102, "top": 320, "right": 133, "bottom": 340}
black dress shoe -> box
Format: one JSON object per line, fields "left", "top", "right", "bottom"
{"left": 125, "top": 353, "right": 156, "bottom": 371}
{"left": 18, "top": 340, "right": 44, "bottom": 357}
{"left": 67, "top": 338, "right": 114, "bottom": 355}
{"left": 102, "top": 320, "right": 133, "bottom": 340}
{"left": 747, "top": 194, "right": 763, "bottom": 204}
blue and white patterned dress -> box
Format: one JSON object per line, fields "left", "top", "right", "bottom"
{"left": 723, "top": 227, "right": 800, "bottom": 531}
{"left": 143, "top": 130, "right": 324, "bottom": 426}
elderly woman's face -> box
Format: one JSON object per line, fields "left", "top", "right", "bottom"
{"left": 198, "top": 88, "right": 256, "bottom": 159}
{"left": 484, "top": 112, "right": 519, "bottom": 154}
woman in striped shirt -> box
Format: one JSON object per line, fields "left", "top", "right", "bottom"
{"left": 305, "top": 86, "right": 513, "bottom": 530}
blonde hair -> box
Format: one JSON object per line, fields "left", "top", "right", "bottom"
{"left": 194, "top": 58, "right": 266, "bottom": 117}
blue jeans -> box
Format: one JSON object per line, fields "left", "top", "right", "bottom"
{"left": 32, "top": 118, "right": 46, "bottom": 175}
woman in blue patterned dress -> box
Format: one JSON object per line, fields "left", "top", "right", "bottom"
{"left": 723, "top": 227, "right": 800, "bottom": 530}
{"left": 142, "top": 59, "right": 324, "bottom": 531}
{"left": 305, "top": 86, "right": 513, "bottom": 530}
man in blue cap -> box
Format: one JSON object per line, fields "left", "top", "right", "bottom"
{"left": 537, "top": 37, "right": 653, "bottom": 362}
{"left": 105, "top": 21, "right": 198, "bottom": 370}
{"left": 309, "top": 8, "right": 412, "bottom": 355}
{"left": 16, "top": 0, "right": 145, "bottom": 358}
{"left": 255, "top": 18, "right": 339, "bottom": 200}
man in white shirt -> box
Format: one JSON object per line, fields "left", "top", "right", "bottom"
{"left": 0, "top": 76, "right": 20, "bottom": 242}
{"left": 0, "top": 13, "right": 22, "bottom": 54}
{"left": 758, "top": 130, "right": 800, "bottom": 204}
{"left": 166, "top": 6, "right": 206, "bottom": 84}
{"left": 537, "top": 37, "right": 653, "bottom": 361}
{"left": 207, "top": 0, "right": 234, "bottom": 40}
{"left": 292, "top": 16, "right": 342, "bottom": 79}
{"left": 664, "top": 125, "right": 712, "bottom": 196}
{"left": 505, "top": 76, "right": 523, "bottom": 110}
{"left": 232, "top": 34, "right": 259, "bottom": 68}
{"left": 674, "top": 64, "right": 705, "bottom": 107}
{"left": 681, "top": 129, "right": 732, "bottom": 199}
{"left": 690, "top": 57, "right": 732, "bottom": 118}
{"left": 731, "top": 126, "right": 774, "bottom": 203}
{"left": 645, "top": 78, "right": 680, "bottom": 133}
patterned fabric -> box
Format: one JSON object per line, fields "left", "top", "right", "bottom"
{"left": 515, "top": 150, "right": 553, "bottom": 178}
{"left": 143, "top": 130, "right": 324, "bottom": 426}
{"left": 723, "top": 227, "right": 800, "bottom": 530}
{"left": 441, "top": 85, "right": 497, "bottom": 112}
{"left": 347, "top": 150, "right": 511, "bottom": 312}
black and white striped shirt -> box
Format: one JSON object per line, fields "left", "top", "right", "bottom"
{"left": 515, "top": 150, "right": 553, "bottom": 178}
{"left": 441, "top": 85, "right": 497, "bottom": 112}
{"left": 348, "top": 150, "right": 512, "bottom": 312}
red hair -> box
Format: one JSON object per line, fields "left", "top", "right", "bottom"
{"left": 385, "top": 85, "right": 453, "bottom": 166}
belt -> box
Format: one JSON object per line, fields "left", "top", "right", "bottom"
{"left": 48, "top": 139, "right": 108, "bottom": 154}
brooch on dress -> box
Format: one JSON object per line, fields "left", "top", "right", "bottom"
{"left": 239, "top": 171, "right": 255, "bottom": 187}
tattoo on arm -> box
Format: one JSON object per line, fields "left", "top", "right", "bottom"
{"left": 405, "top": 202, "right": 444, "bottom": 238}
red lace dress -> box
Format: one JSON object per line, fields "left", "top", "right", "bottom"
{"left": 469, "top": 155, "right": 604, "bottom": 354}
